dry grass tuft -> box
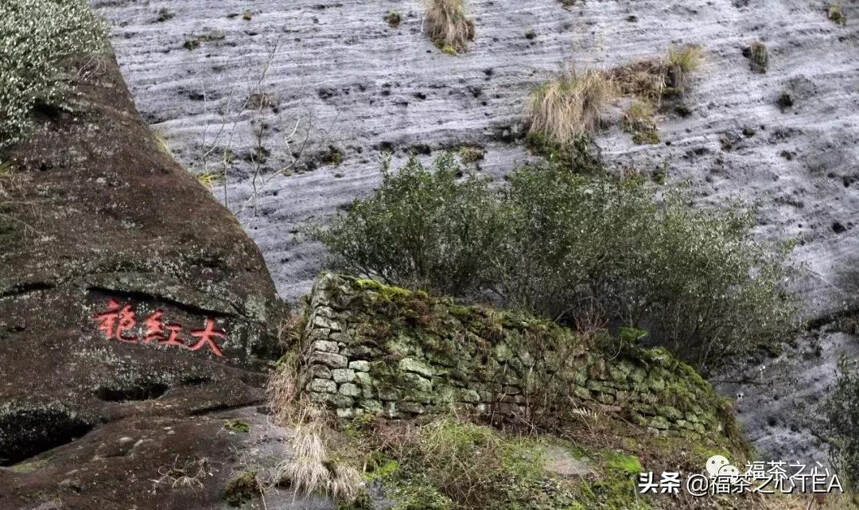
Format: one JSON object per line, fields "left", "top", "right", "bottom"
{"left": 665, "top": 44, "right": 703, "bottom": 94}
{"left": 277, "top": 425, "right": 330, "bottom": 496}
{"left": 152, "top": 456, "right": 212, "bottom": 490}
{"left": 267, "top": 359, "right": 364, "bottom": 503}
{"left": 328, "top": 463, "right": 364, "bottom": 501}
{"left": 273, "top": 422, "right": 365, "bottom": 502}
{"left": 610, "top": 45, "right": 703, "bottom": 105}
{"left": 425, "top": 0, "right": 475, "bottom": 54}
{"left": 526, "top": 69, "right": 615, "bottom": 145}
{"left": 266, "top": 352, "right": 307, "bottom": 426}
{"left": 667, "top": 45, "right": 703, "bottom": 74}
{"left": 609, "top": 60, "right": 667, "bottom": 105}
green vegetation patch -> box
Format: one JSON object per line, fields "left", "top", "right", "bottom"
{"left": 826, "top": 357, "right": 859, "bottom": 488}
{"left": 0, "top": 0, "right": 106, "bottom": 150}
{"left": 223, "top": 470, "right": 260, "bottom": 507}
{"left": 314, "top": 154, "right": 797, "bottom": 370}
{"left": 224, "top": 419, "right": 251, "bottom": 433}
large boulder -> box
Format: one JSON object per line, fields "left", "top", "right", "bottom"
{"left": 0, "top": 52, "right": 292, "bottom": 508}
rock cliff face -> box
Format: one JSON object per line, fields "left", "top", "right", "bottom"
{"left": 89, "top": 0, "right": 858, "bottom": 461}
{"left": 0, "top": 53, "right": 303, "bottom": 508}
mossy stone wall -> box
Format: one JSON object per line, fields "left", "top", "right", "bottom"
{"left": 300, "top": 274, "right": 731, "bottom": 436}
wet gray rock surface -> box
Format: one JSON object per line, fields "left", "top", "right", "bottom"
{"left": 90, "top": 0, "right": 859, "bottom": 463}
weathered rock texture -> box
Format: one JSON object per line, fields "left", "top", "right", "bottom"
{"left": 300, "top": 274, "right": 736, "bottom": 439}
{"left": 90, "top": 0, "right": 859, "bottom": 461}
{"left": 0, "top": 53, "right": 312, "bottom": 508}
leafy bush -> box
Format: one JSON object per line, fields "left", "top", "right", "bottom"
{"left": 314, "top": 154, "right": 505, "bottom": 296}
{"left": 826, "top": 358, "right": 859, "bottom": 488}
{"left": 0, "top": 0, "right": 105, "bottom": 149}
{"left": 316, "top": 156, "right": 796, "bottom": 369}
{"left": 498, "top": 167, "right": 795, "bottom": 368}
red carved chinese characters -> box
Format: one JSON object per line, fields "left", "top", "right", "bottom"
{"left": 116, "top": 304, "right": 137, "bottom": 342}
{"left": 92, "top": 300, "right": 226, "bottom": 357}
{"left": 162, "top": 323, "right": 186, "bottom": 347}
{"left": 93, "top": 298, "right": 121, "bottom": 339}
{"left": 188, "top": 318, "right": 225, "bottom": 357}
{"left": 143, "top": 310, "right": 165, "bottom": 343}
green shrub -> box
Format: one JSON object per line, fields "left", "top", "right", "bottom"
{"left": 316, "top": 156, "right": 796, "bottom": 369}
{"left": 0, "top": 0, "right": 106, "bottom": 150}
{"left": 314, "top": 154, "right": 505, "bottom": 296}
{"left": 826, "top": 358, "right": 859, "bottom": 488}
{"left": 498, "top": 167, "right": 796, "bottom": 368}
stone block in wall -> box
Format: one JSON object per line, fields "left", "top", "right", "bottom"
{"left": 332, "top": 368, "right": 356, "bottom": 383}
{"left": 349, "top": 360, "right": 370, "bottom": 372}
{"left": 311, "top": 352, "right": 348, "bottom": 369}
{"left": 309, "top": 378, "right": 336, "bottom": 394}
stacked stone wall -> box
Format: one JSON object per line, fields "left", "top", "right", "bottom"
{"left": 300, "top": 274, "right": 729, "bottom": 436}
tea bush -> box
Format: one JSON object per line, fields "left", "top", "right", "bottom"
{"left": 314, "top": 154, "right": 505, "bottom": 295}
{"left": 0, "top": 0, "right": 105, "bottom": 149}
{"left": 498, "top": 166, "right": 796, "bottom": 368}
{"left": 315, "top": 156, "right": 796, "bottom": 369}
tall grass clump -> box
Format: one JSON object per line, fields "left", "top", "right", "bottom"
{"left": 266, "top": 356, "right": 365, "bottom": 503}
{"left": 0, "top": 0, "right": 106, "bottom": 149}
{"left": 315, "top": 155, "right": 797, "bottom": 370}
{"left": 526, "top": 70, "right": 614, "bottom": 146}
{"left": 425, "top": 0, "right": 475, "bottom": 54}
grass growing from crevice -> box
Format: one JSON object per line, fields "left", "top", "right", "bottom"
{"left": 622, "top": 101, "right": 660, "bottom": 145}
{"left": 746, "top": 41, "right": 769, "bottom": 73}
{"left": 384, "top": 10, "right": 402, "bottom": 28}
{"left": 424, "top": 0, "right": 475, "bottom": 55}
{"left": 611, "top": 45, "right": 703, "bottom": 103}
{"left": 458, "top": 145, "right": 485, "bottom": 164}
{"left": 527, "top": 46, "right": 701, "bottom": 150}
{"left": 526, "top": 69, "right": 615, "bottom": 146}
{"left": 665, "top": 45, "right": 703, "bottom": 96}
